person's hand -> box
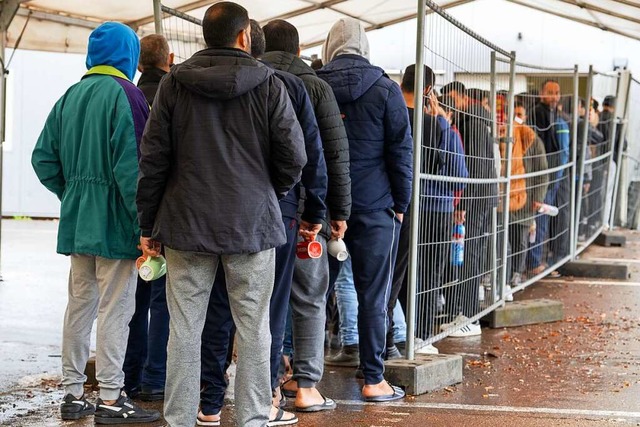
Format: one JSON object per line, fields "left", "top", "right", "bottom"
{"left": 395, "top": 212, "right": 404, "bottom": 223}
{"left": 299, "top": 220, "right": 322, "bottom": 241}
{"left": 140, "top": 236, "right": 162, "bottom": 257}
{"left": 584, "top": 183, "right": 591, "bottom": 193}
{"left": 453, "top": 210, "right": 466, "bottom": 224}
{"left": 330, "top": 220, "right": 347, "bottom": 239}
{"left": 533, "top": 201, "right": 543, "bottom": 212}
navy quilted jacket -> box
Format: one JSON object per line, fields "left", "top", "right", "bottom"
{"left": 317, "top": 55, "right": 413, "bottom": 214}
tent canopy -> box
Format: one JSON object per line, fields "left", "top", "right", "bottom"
{"left": 3, "top": 0, "right": 640, "bottom": 54}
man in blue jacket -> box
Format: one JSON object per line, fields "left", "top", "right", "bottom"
{"left": 196, "top": 20, "right": 327, "bottom": 426}
{"left": 317, "top": 18, "right": 413, "bottom": 402}
{"left": 393, "top": 66, "right": 469, "bottom": 352}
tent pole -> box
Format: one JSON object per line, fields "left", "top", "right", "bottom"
{"left": 0, "top": 29, "right": 5, "bottom": 282}
{"left": 153, "top": 0, "right": 164, "bottom": 35}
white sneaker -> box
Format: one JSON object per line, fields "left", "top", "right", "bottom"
{"left": 415, "top": 343, "right": 439, "bottom": 354}
{"left": 505, "top": 285, "right": 514, "bottom": 302}
{"left": 439, "top": 314, "right": 468, "bottom": 332}
{"left": 449, "top": 322, "right": 482, "bottom": 338}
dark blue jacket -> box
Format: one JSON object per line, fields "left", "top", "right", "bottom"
{"left": 317, "top": 55, "right": 413, "bottom": 214}
{"left": 272, "top": 67, "right": 328, "bottom": 223}
{"left": 423, "top": 116, "right": 468, "bottom": 213}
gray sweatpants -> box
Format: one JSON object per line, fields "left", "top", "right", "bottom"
{"left": 62, "top": 255, "right": 137, "bottom": 401}
{"left": 163, "top": 247, "right": 274, "bottom": 427}
{"left": 290, "top": 234, "right": 329, "bottom": 388}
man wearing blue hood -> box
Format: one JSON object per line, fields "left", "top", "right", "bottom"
{"left": 317, "top": 18, "right": 413, "bottom": 402}
{"left": 32, "top": 22, "right": 160, "bottom": 424}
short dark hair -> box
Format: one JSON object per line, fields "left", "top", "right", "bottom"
{"left": 310, "top": 58, "right": 323, "bottom": 70}
{"left": 559, "top": 95, "right": 584, "bottom": 115}
{"left": 139, "top": 34, "right": 170, "bottom": 71}
{"left": 603, "top": 95, "right": 616, "bottom": 107}
{"left": 438, "top": 95, "right": 457, "bottom": 113}
{"left": 249, "top": 19, "right": 265, "bottom": 58}
{"left": 441, "top": 81, "right": 466, "bottom": 96}
{"left": 401, "top": 64, "right": 435, "bottom": 93}
{"left": 263, "top": 19, "right": 299, "bottom": 55}
{"left": 467, "top": 88, "right": 489, "bottom": 102}
{"left": 202, "top": 2, "right": 249, "bottom": 49}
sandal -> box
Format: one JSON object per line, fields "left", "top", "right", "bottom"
{"left": 281, "top": 379, "right": 297, "bottom": 399}
{"left": 295, "top": 395, "right": 337, "bottom": 413}
{"left": 363, "top": 382, "right": 405, "bottom": 403}
{"left": 549, "top": 270, "right": 562, "bottom": 278}
{"left": 529, "top": 264, "right": 547, "bottom": 276}
{"left": 267, "top": 407, "right": 298, "bottom": 426}
{"left": 196, "top": 410, "right": 221, "bottom": 426}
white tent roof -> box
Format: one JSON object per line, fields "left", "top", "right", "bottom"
{"left": 4, "top": 0, "right": 640, "bottom": 54}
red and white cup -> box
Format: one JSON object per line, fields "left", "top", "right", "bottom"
{"left": 296, "top": 236, "right": 323, "bottom": 259}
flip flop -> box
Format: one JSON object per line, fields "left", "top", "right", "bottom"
{"left": 295, "top": 395, "right": 337, "bottom": 413}
{"left": 549, "top": 270, "right": 562, "bottom": 278}
{"left": 196, "top": 411, "right": 221, "bottom": 426}
{"left": 267, "top": 407, "right": 298, "bottom": 426}
{"left": 281, "top": 379, "right": 297, "bottom": 399}
{"left": 363, "top": 383, "right": 405, "bottom": 403}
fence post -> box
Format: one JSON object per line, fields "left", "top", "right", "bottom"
{"left": 405, "top": 0, "right": 427, "bottom": 362}
{"left": 499, "top": 52, "right": 517, "bottom": 302}
{"left": 609, "top": 70, "right": 632, "bottom": 229}
{"left": 575, "top": 66, "right": 593, "bottom": 248}
{"left": 570, "top": 65, "right": 579, "bottom": 259}
{"left": 489, "top": 52, "right": 499, "bottom": 302}
{"left": 153, "top": 0, "right": 164, "bottom": 35}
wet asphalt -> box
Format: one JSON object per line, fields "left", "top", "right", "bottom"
{"left": 1, "top": 219, "right": 640, "bottom": 426}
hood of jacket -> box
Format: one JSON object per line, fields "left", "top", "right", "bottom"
{"left": 85, "top": 22, "right": 140, "bottom": 81}
{"left": 322, "top": 18, "right": 370, "bottom": 63}
{"left": 261, "top": 51, "right": 315, "bottom": 77}
{"left": 172, "top": 48, "right": 273, "bottom": 100}
{"left": 316, "top": 55, "right": 383, "bottom": 104}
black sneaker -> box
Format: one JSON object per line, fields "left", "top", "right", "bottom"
{"left": 324, "top": 344, "right": 360, "bottom": 367}
{"left": 60, "top": 393, "right": 95, "bottom": 420}
{"left": 94, "top": 392, "right": 161, "bottom": 424}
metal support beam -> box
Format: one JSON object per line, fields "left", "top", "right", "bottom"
{"left": 570, "top": 65, "right": 579, "bottom": 258}
{"left": 153, "top": 0, "right": 163, "bottom": 35}
{"left": 563, "top": 0, "right": 640, "bottom": 25}
{"left": 406, "top": 0, "right": 427, "bottom": 361}
{"left": 609, "top": 70, "right": 632, "bottom": 229}
{"left": 300, "top": 0, "right": 475, "bottom": 50}
{"left": 0, "top": 16, "right": 9, "bottom": 282}
{"left": 575, "top": 66, "right": 594, "bottom": 249}
{"left": 15, "top": 7, "right": 100, "bottom": 29}
{"left": 0, "top": 0, "right": 20, "bottom": 30}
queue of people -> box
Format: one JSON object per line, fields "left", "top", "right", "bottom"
{"left": 31, "top": 3, "right": 620, "bottom": 426}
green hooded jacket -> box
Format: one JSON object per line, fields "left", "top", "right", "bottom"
{"left": 32, "top": 22, "right": 149, "bottom": 259}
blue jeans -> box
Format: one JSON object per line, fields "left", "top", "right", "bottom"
{"left": 335, "top": 257, "right": 407, "bottom": 346}
{"left": 123, "top": 275, "right": 169, "bottom": 391}
{"left": 528, "top": 178, "right": 561, "bottom": 269}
